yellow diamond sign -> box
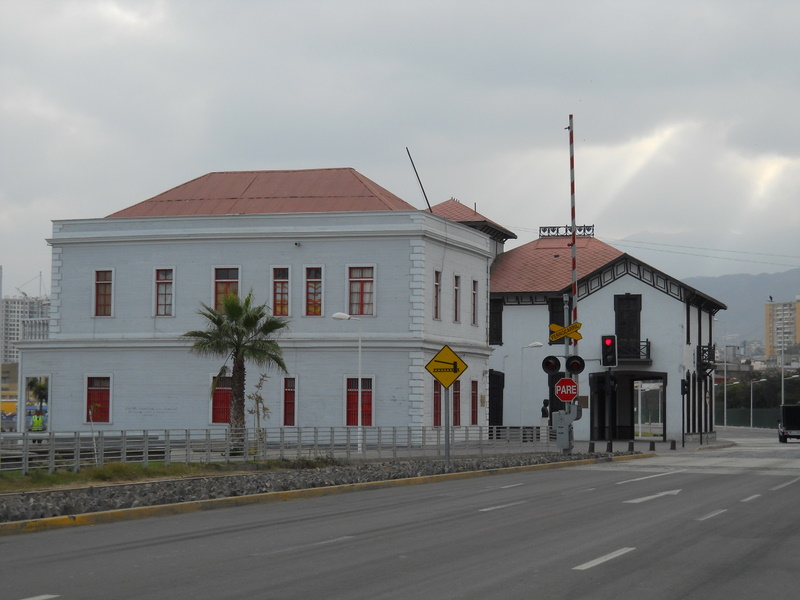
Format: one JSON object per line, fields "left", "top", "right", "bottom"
{"left": 425, "top": 345, "right": 468, "bottom": 389}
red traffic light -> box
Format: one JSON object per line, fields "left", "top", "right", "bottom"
{"left": 541, "top": 355, "right": 561, "bottom": 374}
{"left": 565, "top": 355, "right": 585, "bottom": 374}
{"left": 601, "top": 335, "right": 618, "bottom": 367}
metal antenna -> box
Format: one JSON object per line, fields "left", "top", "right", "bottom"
{"left": 406, "top": 147, "right": 433, "bottom": 213}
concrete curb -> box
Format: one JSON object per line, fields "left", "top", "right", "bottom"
{"left": 0, "top": 452, "right": 656, "bottom": 536}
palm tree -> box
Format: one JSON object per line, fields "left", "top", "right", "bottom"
{"left": 183, "top": 293, "right": 289, "bottom": 437}
{"left": 27, "top": 377, "right": 48, "bottom": 411}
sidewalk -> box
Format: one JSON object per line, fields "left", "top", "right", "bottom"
{"left": 571, "top": 435, "right": 735, "bottom": 455}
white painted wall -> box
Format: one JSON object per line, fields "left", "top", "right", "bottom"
{"left": 490, "top": 269, "right": 720, "bottom": 441}
{"left": 20, "top": 211, "right": 494, "bottom": 431}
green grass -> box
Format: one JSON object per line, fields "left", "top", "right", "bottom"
{"left": 0, "top": 457, "right": 340, "bottom": 493}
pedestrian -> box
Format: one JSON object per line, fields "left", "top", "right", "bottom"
{"left": 31, "top": 409, "right": 45, "bottom": 443}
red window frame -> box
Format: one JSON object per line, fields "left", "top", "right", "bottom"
{"left": 214, "top": 268, "right": 239, "bottom": 311}
{"left": 155, "top": 268, "right": 173, "bottom": 316}
{"left": 212, "top": 376, "right": 232, "bottom": 424}
{"left": 471, "top": 380, "right": 479, "bottom": 425}
{"left": 454, "top": 275, "right": 461, "bottom": 322}
{"left": 86, "top": 376, "right": 111, "bottom": 423}
{"left": 94, "top": 270, "right": 112, "bottom": 317}
{"left": 434, "top": 270, "right": 442, "bottom": 320}
{"left": 452, "top": 380, "right": 461, "bottom": 426}
{"left": 283, "top": 377, "right": 296, "bottom": 426}
{"left": 433, "top": 381, "right": 442, "bottom": 427}
{"left": 273, "top": 268, "right": 289, "bottom": 316}
{"left": 348, "top": 267, "right": 374, "bottom": 316}
{"left": 305, "top": 267, "right": 322, "bottom": 316}
{"left": 346, "top": 377, "right": 372, "bottom": 426}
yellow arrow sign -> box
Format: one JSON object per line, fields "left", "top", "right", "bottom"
{"left": 425, "top": 345, "right": 468, "bottom": 389}
{"left": 549, "top": 322, "right": 583, "bottom": 342}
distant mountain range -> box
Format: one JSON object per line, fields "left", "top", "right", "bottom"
{"left": 683, "top": 268, "right": 800, "bottom": 353}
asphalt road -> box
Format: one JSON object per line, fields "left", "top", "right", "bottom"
{"left": 3, "top": 428, "right": 799, "bottom": 600}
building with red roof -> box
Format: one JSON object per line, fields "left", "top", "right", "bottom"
{"left": 485, "top": 225, "right": 725, "bottom": 443}
{"left": 17, "top": 168, "right": 726, "bottom": 444}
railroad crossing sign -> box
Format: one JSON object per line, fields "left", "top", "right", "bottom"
{"left": 554, "top": 377, "right": 579, "bottom": 403}
{"left": 549, "top": 322, "right": 583, "bottom": 343}
{"left": 425, "top": 345, "right": 468, "bottom": 389}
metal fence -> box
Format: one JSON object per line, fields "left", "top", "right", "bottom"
{"left": 0, "top": 426, "right": 557, "bottom": 475}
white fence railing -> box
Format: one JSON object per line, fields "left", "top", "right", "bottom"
{"left": 0, "top": 426, "right": 556, "bottom": 474}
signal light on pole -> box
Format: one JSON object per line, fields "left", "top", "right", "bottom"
{"left": 601, "top": 335, "right": 618, "bottom": 367}
{"left": 541, "top": 355, "right": 561, "bottom": 375}
{"left": 565, "top": 355, "right": 585, "bottom": 375}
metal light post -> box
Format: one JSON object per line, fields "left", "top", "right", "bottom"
{"left": 722, "top": 345, "right": 739, "bottom": 427}
{"left": 783, "top": 374, "right": 800, "bottom": 405}
{"left": 750, "top": 378, "right": 767, "bottom": 428}
{"left": 519, "top": 342, "right": 543, "bottom": 426}
{"left": 332, "top": 312, "right": 362, "bottom": 452}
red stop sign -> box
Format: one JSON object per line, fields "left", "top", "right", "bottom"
{"left": 554, "top": 377, "right": 578, "bottom": 403}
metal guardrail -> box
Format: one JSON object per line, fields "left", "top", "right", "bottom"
{"left": 0, "top": 426, "right": 557, "bottom": 475}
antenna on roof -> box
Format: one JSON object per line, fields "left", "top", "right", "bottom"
{"left": 406, "top": 147, "right": 433, "bottom": 213}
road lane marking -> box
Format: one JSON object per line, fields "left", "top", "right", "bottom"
{"left": 741, "top": 495, "right": 761, "bottom": 502}
{"left": 617, "top": 470, "right": 686, "bottom": 484}
{"left": 573, "top": 547, "right": 636, "bottom": 570}
{"left": 260, "top": 536, "right": 355, "bottom": 556}
{"left": 770, "top": 477, "right": 800, "bottom": 491}
{"left": 624, "top": 489, "right": 681, "bottom": 504}
{"left": 500, "top": 483, "right": 525, "bottom": 489}
{"left": 20, "top": 596, "right": 60, "bottom": 600}
{"left": 479, "top": 501, "right": 526, "bottom": 512}
{"left": 696, "top": 509, "right": 727, "bottom": 521}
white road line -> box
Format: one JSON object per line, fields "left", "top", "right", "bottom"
{"left": 500, "top": 483, "right": 525, "bottom": 489}
{"left": 262, "top": 536, "right": 355, "bottom": 556}
{"left": 573, "top": 547, "right": 636, "bottom": 571}
{"left": 741, "top": 494, "right": 761, "bottom": 502}
{"left": 21, "top": 596, "right": 60, "bottom": 600}
{"left": 770, "top": 477, "right": 800, "bottom": 491}
{"left": 479, "top": 501, "right": 527, "bottom": 512}
{"left": 696, "top": 509, "right": 727, "bottom": 521}
{"left": 624, "top": 489, "right": 681, "bottom": 504}
{"left": 617, "top": 470, "right": 686, "bottom": 485}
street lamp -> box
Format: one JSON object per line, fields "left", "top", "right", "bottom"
{"left": 721, "top": 345, "right": 740, "bottom": 427}
{"left": 519, "top": 342, "right": 544, "bottom": 426}
{"left": 750, "top": 378, "right": 767, "bottom": 428}
{"left": 332, "top": 312, "right": 362, "bottom": 451}
{"left": 783, "top": 374, "right": 800, "bottom": 406}
{"left": 721, "top": 380, "right": 739, "bottom": 427}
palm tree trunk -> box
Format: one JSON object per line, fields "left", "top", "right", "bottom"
{"left": 230, "top": 355, "right": 247, "bottom": 454}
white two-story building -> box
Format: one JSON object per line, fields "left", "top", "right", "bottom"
{"left": 18, "top": 168, "right": 508, "bottom": 432}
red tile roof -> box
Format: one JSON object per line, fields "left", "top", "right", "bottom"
{"left": 430, "top": 198, "right": 517, "bottom": 242}
{"left": 491, "top": 236, "right": 624, "bottom": 293}
{"left": 106, "top": 168, "right": 418, "bottom": 218}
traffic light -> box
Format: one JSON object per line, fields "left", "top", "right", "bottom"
{"left": 541, "top": 355, "right": 561, "bottom": 375}
{"left": 600, "top": 335, "right": 617, "bottom": 367}
{"left": 565, "top": 355, "right": 585, "bottom": 375}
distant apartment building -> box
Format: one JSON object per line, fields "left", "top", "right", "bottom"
{"left": 1, "top": 295, "right": 50, "bottom": 363}
{"left": 765, "top": 296, "right": 800, "bottom": 360}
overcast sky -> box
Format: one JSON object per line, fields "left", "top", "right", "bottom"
{"left": 3, "top": 0, "right": 800, "bottom": 297}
